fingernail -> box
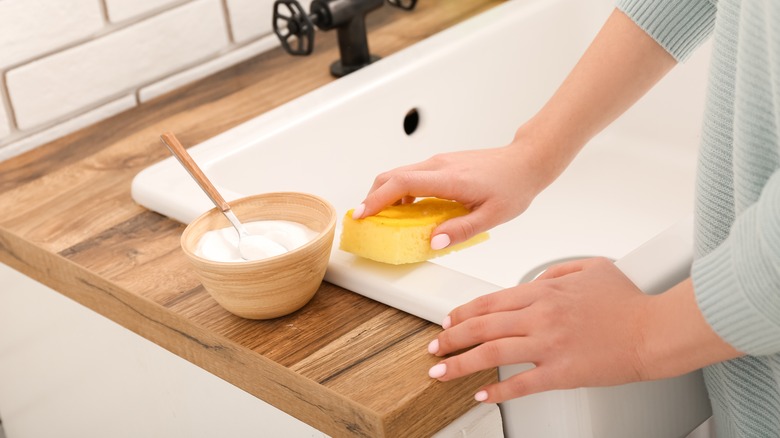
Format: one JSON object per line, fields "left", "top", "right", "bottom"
{"left": 441, "top": 315, "right": 452, "bottom": 330}
{"left": 352, "top": 203, "right": 366, "bottom": 220}
{"left": 428, "top": 363, "right": 447, "bottom": 379}
{"left": 475, "top": 390, "right": 488, "bottom": 402}
{"left": 427, "top": 339, "right": 439, "bottom": 355}
{"left": 431, "top": 234, "right": 451, "bottom": 250}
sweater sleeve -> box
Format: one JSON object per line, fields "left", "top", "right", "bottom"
{"left": 616, "top": 0, "right": 717, "bottom": 61}
{"left": 692, "top": 170, "right": 780, "bottom": 356}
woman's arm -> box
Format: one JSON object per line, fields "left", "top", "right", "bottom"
{"left": 514, "top": 7, "right": 678, "bottom": 189}
{"left": 355, "top": 9, "right": 677, "bottom": 248}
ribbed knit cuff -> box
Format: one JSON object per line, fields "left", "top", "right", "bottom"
{"left": 692, "top": 206, "right": 780, "bottom": 356}
{"left": 616, "top": 0, "right": 716, "bottom": 61}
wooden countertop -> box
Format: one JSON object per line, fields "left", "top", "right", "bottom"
{"left": 0, "top": 1, "right": 502, "bottom": 437}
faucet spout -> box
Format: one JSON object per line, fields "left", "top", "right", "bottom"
{"left": 325, "top": 0, "right": 383, "bottom": 76}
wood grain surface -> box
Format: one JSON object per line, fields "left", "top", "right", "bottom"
{"left": 0, "top": 1, "right": 504, "bottom": 436}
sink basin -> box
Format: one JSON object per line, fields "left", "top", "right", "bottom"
{"left": 132, "top": 0, "right": 714, "bottom": 436}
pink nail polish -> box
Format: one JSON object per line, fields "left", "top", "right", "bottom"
{"left": 428, "top": 363, "right": 447, "bottom": 379}
{"left": 441, "top": 315, "right": 452, "bottom": 330}
{"left": 352, "top": 203, "right": 366, "bottom": 220}
{"left": 475, "top": 390, "right": 488, "bottom": 402}
{"left": 427, "top": 339, "right": 439, "bottom": 355}
{"left": 431, "top": 234, "right": 451, "bottom": 250}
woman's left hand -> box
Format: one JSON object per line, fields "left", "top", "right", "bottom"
{"left": 427, "top": 257, "right": 653, "bottom": 403}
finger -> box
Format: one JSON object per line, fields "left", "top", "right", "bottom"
{"left": 535, "top": 256, "right": 614, "bottom": 281}
{"left": 358, "top": 170, "right": 444, "bottom": 218}
{"left": 367, "top": 159, "right": 439, "bottom": 193}
{"left": 474, "top": 367, "right": 552, "bottom": 403}
{"left": 363, "top": 158, "right": 443, "bottom": 203}
{"left": 448, "top": 285, "right": 542, "bottom": 328}
{"left": 431, "top": 337, "right": 540, "bottom": 382}
{"left": 432, "top": 311, "right": 528, "bottom": 357}
{"left": 533, "top": 258, "right": 589, "bottom": 281}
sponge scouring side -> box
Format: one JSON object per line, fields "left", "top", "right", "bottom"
{"left": 339, "top": 198, "right": 489, "bottom": 265}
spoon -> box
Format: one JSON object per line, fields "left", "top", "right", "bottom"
{"left": 160, "top": 132, "right": 286, "bottom": 261}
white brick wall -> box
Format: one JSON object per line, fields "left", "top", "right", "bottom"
{"left": 227, "top": 0, "right": 274, "bottom": 43}
{"left": 0, "top": 0, "right": 104, "bottom": 69}
{"left": 8, "top": 0, "right": 230, "bottom": 130}
{"left": 105, "top": 0, "right": 183, "bottom": 23}
{"left": 0, "top": 0, "right": 286, "bottom": 161}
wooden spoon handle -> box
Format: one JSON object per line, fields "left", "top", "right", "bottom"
{"left": 160, "top": 132, "right": 230, "bottom": 212}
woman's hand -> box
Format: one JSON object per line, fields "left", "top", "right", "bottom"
{"left": 427, "top": 258, "right": 651, "bottom": 403}
{"left": 353, "top": 138, "right": 552, "bottom": 248}
{"left": 427, "top": 257, "right": 742, "bottom": 403}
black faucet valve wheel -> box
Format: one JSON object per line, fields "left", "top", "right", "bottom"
{"left": 273, "top": 0, "right": 316, "bottom": 56}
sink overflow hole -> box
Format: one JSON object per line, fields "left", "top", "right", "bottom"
{"left": 403, "top": 108, "right": 420, "bottom": 135}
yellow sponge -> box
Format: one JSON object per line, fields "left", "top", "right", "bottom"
{"left": 339, "top": 198, "right": 488, "bottom": 265}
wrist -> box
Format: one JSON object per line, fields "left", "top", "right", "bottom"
{"left": 636, "top": 278, "right": 742, "bottom": 380}
{"left": 509, "top": 119, "right": 588, "bottom": 193}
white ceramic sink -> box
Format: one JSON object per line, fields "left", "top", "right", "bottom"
{"left": 132, "top": 0, "right": 714, "bottom": 436}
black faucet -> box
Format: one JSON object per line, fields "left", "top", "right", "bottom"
{"left": 273, "top": 0, "right": 417, "bottom": 77}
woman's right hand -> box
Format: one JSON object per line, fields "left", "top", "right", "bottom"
{"left": 353, "top": 135, "right": 551, "bottom": 248}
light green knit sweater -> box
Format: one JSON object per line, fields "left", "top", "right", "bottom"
{"left": 616, "top": 0, "right": 780, "bottom": 436}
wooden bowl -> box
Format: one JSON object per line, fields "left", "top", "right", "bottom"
{"left": 181, "top": 192, "right": 336, "bottom": 319}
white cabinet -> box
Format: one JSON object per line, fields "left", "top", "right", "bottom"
{"left": 0, "top": 263, "right": 500, "bottom": 438}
